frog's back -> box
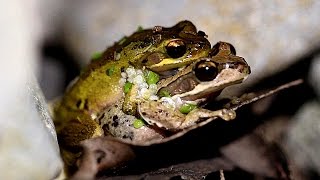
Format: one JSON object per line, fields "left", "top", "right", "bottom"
{"left": 55, "top": 21, "right": 209, "bottom": 123}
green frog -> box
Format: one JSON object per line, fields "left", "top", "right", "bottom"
{"left": 54, "top": 21, "right": 212, "bottom": 150}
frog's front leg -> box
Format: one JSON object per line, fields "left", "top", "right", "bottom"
{"left": 180, "top": 108, "right": 236, "bottom": 129}
{"left": 138, "top": 100, "right": 186, "bottom": 130}
{"left": 58, "top": 117, "right": 104, "bottom": 148}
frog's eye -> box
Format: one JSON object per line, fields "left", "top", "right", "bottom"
{"left": 210, "top": 42, "right": 220, "bottom": 56}
{"left": 210, "top": 42, "right": 236, "bottom": 56}
{"left": 228, "top": 43, "right": 236, "bottom": 55}
{"left": 194, "top": 60, "right": 218, "bottom": 81}
{"left": 166, "top": 39, "right": 186, "bottom": 58}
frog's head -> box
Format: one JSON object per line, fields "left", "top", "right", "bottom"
{"left": 113, "top": 20, "right": 211, "bottom": 74}
{"left": 157, "top": 41, "right": 251, "bottom": 102}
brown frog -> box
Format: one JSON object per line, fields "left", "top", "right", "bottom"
{"left": 97, "top": 42, "right": 250, "bottom": 143}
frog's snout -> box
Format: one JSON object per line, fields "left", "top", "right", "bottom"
{"left": 238, "top": 62, "right": 251, "bottom": 74}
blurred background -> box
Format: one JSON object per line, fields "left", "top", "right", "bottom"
{"left": 1, "top": 0, "right": 320, "bottom": 179}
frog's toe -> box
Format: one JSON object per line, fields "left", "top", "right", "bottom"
{"left": 220, "top": 109, "right": 236, "bottom": 121}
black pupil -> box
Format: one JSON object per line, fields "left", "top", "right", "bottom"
{"left": 166, "top": 43, "right": 186, "bottom": 58}
{"left": 195, "top": 62, "right": 218, "bottom": 82}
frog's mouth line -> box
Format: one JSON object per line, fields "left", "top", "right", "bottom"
{"left": 179, "top": 79, "right": 244, "bottom": 101}
{"left": 173, "top": 68, "right": 249, "bottom": 101}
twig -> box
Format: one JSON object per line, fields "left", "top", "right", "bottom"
{"left": 231, "top": 79, "right": 304, "bottom": 111}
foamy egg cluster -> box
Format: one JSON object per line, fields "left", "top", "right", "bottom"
{"left": 120, "top": 66, "right": 191, "bottom": 111}
{"left": 120, "top": 66, "right": 159, "bottom": 101}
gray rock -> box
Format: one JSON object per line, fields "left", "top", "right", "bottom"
{"left": 27, "top": 76, "right": 59, "bottom": 145}
{"left": 0, "top": 1, "right": 63, "bottom": 179}
{"left": 285, "top": 101, "right": 320, "bottom": 174}
{"left": 0, "top": 76, "right": 63, "bottom": 180}
{"left": 310, "top": 54, "right": 320, "bottom": 98}
{"left": 283, "top": 53, "right": 320, "bottom": 175}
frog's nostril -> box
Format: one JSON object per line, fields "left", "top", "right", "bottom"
{"left": 247, "top": 66, "right": 251, "bottom": 74}
{"left": 237, "top": 63, "right": 251, "bottom": 74}
{"left": 238, "top": 59, "right": 251, "bottom": 74}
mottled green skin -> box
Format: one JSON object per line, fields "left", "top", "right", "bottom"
{"left": 54, "top": 21, "right": 211, "bottom": 149}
